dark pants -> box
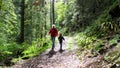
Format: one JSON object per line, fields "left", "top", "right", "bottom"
{"left": 59, "top": 42, "right": 62, "bottom": 50}
{"left": 51, "top": 36, "right": 55, "bottom": 50}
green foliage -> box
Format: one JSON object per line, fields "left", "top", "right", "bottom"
{"left": 84, "top": 24, "right": 105, "bottom": 38}
{"left": 97, "top": 1, "right": 120, "bottom": 34}
{"left": 0, "top": 0, "right": 120, "bottom": 66}
{"left": 93, "top": 40, "right": 104, "bottom": 51}
{"left": 22, "top": 38, "right": 51, "bottom": 58}
{"left": 99, "top": 14, "right": 120, "bottom": 34}
{"left": 59, "top": 28, "right": 68, "bottom": 35}
{"left": 57, "top": 0, "right": 118, "bottom": 34}
{"left": 109, "top": 35, "right": 120, "bottom": 45}
{"left": 76, "top": 33, "right": 96, "bottom": 47}
{"left": 84, "top": 0, "right": 120, "bottom": 38}
{"left": 104, "top": 51, "right": 119, "bottom": 62}
{"left": 0, "top": 0, "right": 20, "bottom": 62}
{"left": 0, "top": 43, "right": 21, "bottom": 61}
{"left": 55, "top": 0, "right": 75, "bottom": 30}
{"left": 104, "top": 44, "right": 120, "bottom": 65}
{"left": 0, "top": 37, "right": 51, "bottom": 62}
{"left": 0, "top": 0, "right": 51, "bottom": 64}
{"left": 55, "top": 2, "right": 67, "bottom": 23}
{"left": 0, "top": 0, "right": 19, "bottom": 43}
{"left": 24, "top": 0, "right": 48, "bottom": 43}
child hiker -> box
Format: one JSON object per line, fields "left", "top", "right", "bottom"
{"left": 58, "top": 33, "right": 65, "bottom": 52}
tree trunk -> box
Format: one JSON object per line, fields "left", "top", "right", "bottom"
{"left": 118, "top": 0, "right": 120, "bottom": 7}
{"left": 0, "top": 0, "right": 2, "bottom": 10}
{"left": 50, "top": 0, "right": 52, "bottom": 27}
{"left": 45, "top": 13, "right": 47, "bottom": 37}
{"left": 41, "top": 0, "right": 45, "bottom": 7}
{"left": 20, "top": 0, "right": 25, "bottom": 43}
{"left": 52, "top": 0, "right": 55, "bottom": 24}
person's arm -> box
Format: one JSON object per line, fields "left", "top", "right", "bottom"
{"left": 62, "top": 36, "right": 65, "bottom": 40}
{"left": 58, "top": 36, "right": 60, "bottom": 40}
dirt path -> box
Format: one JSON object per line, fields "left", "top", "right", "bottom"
{"left": 12, "top": 36, "right": 80, "bottom": 68}
{"left": 2, "top": 36, "right": 119, "bottom": 68}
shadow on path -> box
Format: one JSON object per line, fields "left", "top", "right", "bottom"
{"left": 46, "top": 50, "right": 56, "bottom": 58}
{"left": 46, "top": 49, "right": 65, "bottom": 58}
{"left": 12, "top": 36, "right": 80, "bottom": 68}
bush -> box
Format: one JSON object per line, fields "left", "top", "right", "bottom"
{"left": 84, "top": 23, "right": 105, "bottom": 38}
{"left": 22, "top": 38, "right": 51, "bottom": 58}
{"left": 76, "top": 33, "right": 96, "bottom": 47}
{"left": 109, "top": 35, "right": 120, "bottom": 45}
{"left": 93, "top": 40, "right": 104, "bottom": 52}
{"left": 0, "top": 43, "right": 22, "bottom": 62}
{"left": 0, "top": 36, "right": 51, "bottom": 63}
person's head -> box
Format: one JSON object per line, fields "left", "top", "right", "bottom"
{"left": 52, "top": 24, "right": 55, "bottom": 28}
{"left": 60, "top": 33, "right": 62, "bottom": 36}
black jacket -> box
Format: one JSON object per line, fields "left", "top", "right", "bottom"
{"left": 58, "top": 36, "right": 65, "bottom": 43}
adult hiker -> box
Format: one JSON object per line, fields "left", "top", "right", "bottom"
{"left": 49, "top": 24, "right": 58, "bottom": 51}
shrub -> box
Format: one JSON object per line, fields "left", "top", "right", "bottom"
{"left": 93, "top": 40, "right": 104, "bottom": 52}
{"left": 0, "top": 43, "right": 22, "bottom": 62}
{"left": 22, "top": 38, "right": 51, "bottom": 58}
{"left": 109, "top": 35, "right": 120, "bottom": 45}
{"left": 76, "top": 33, "right": 96, "bottom": 47}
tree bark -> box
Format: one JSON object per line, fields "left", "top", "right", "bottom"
{"left": 50, "top": 0, "right": 52, "bottom": 27}
{"left": 118, "top": 0, "right": 120, "bottom": 7}
{"left": 52, "top": 0, "right": 55, "bottom": 24}
{"left": 41, "top": 0, "right": 45, "bottom": 7}
{"left": 20, "top": 0, "right": 25, "bottom": 43}
{"left": 0, "top": 0, "right": 2, "bottom": 10}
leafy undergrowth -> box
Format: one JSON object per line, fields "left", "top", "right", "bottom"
{"left": 75, "top": 32, "right": 120, "bottom": 67}
{"left": 0, "top": 36, "right": 51, "bottom": 66}
{"left": 104, "top": 36, "right": 120, "bottom": 67}
{"left": 0, "top": 43, "right": 22, "bottom": 64}
{"left": 74, "top": 1, "right": 120, "bottom": 67}
{"left": 22, "top": 38, "right": 51, "bottom": 59}
{"left": 75, "top": 32, "right": 104, "bottom": 55}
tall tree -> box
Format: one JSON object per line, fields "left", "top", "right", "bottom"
{"left": 118, "top": 0, "right": 120, "bottom": 7}
{"left": 0, "top": 0, "right": 2, "bottom": 10}
{"left": 50, "top": 0, "right": 52, "bottom": 27}
{"left": 20, "top": 0, "right": 25, "bottom": 43}
{"left": 52, "top": 0, "right": 55, "bottom": 24}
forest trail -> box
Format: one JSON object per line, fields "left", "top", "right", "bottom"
{"left": 12, "top": 36, "right": 80, "bottom": 68}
